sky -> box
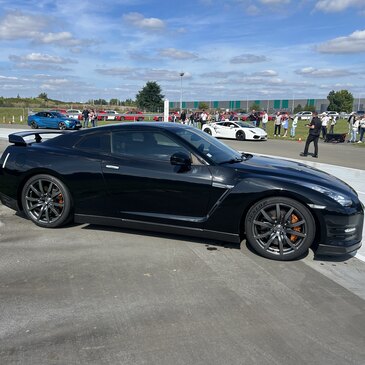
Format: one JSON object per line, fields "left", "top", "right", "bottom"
{"left": 0, "top": 0, "right": 365, "bottom": 103}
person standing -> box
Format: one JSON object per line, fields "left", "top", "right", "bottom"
{"left": 180, "top": 110, "right": 187, "bottom": 124}
{"left": 329, "top": 115, "right": 337, "bottom": 134}
{"left": 274, "top": 112, "right": 282, "bottom": 137}
{"left": 261, "top": 110, "right": 268, "bottom": 131}
{"left": 349, "top": 116, "right": 359, "bottom": 143}
{"left": 290, "top": 115, "right": 298, "bottom": 138}
{"left": 281, "top": 114, "right": 289, "bottom": 137}
{"left": 82, "top": 108, "right": 89, "bottom": 128}
{"left": 321, "top": 113, "right": 329, "bottom": 139}
{"left": 248, "top": 110, "right": 258, "bottom": 127}
{"left": 300, "top": 111, "right": 322, "bottom": 158}
{"left": 358, "top": 116, "right": 365, "bottom": 143}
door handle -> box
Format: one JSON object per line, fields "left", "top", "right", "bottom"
{"left": 105, "top": 165, "right": 119, "bottom": 170}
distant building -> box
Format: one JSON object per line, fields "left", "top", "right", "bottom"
{"left": 169, "top": 98, "right": 364, "bottom": 113}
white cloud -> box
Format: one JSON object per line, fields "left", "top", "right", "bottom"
{"left": 123, "top": 12, "right": 165, "bottom": 31}
{"left": 253, "top": 70, "right": 278, "bottom": 77}
{"left": 158, "top": 48, "right": 199, "bottom": 60}
{"left": 316, "top": 29, "right": 365, "bottom": 53}
{"left": 315, "top": 0, "right": 364, "bottom": 12}
{"left": 259, "top": 0, "right": 290, "bottom": 4}
{"left": 9, "top": 53, "right": 76, "bottom": 64}
{"left": 0, "top": 11, "right": 46, "bottom": 40}
{"left": 230, "top": 54, "right": 268, "bottom": 64}
{"left": 295, "top": 67, "right": 355, "bottom": 77}
{"left": 0, "top": 11, "right": 90, "bottom": 49}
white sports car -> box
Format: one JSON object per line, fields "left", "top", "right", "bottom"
{"left": 202, "top": 121, "right": 267, "bottom": 141}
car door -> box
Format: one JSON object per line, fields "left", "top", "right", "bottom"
{"left": 101, "top": 129, "right": 214, "bottom": 224}
{"left": 213, "top": 122, "right": 227, "bottom": 137}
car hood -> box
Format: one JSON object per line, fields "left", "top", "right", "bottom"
{"left": 244, "top": 127, "right": 266, "bottom": 134}
{"left": 232, "top": 154, "right": 355, "bottom": 194}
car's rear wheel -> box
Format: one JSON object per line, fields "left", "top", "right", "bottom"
{"left": 236, "top": 131, "right": 245, "bottom": 140}
{"left": 58, "top": 122, "right": 67, "bottom": 130}
{"left": 244, "top": 197, "right": 315, "bottom": 261}
{"left": 21, "top": 174, "right": 72, "bottom": 228}
{"left": 30, "top": 121, "right": 38, "bottom": 129}
{"left": 120, "top": 117, "right": 125, "bottom": 121}
{"left": 137, "top": 117, "right": 143, "bottom": 121}
{"left": 203, "top": 128, "right": 212, "bottom": 135}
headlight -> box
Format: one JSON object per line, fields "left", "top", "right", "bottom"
{"left": 311, "top": 185, "right": 352, "bottom": 207}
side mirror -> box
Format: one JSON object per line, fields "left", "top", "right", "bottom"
{"left": 170, "top": 152, "right": 191, "bottom": 168}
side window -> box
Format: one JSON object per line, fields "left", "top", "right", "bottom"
{"left": 74, "top": 133, "right": 111, "bottom": 154}
{"left": 111, "top": 130, "right": 195, "bottom": 162}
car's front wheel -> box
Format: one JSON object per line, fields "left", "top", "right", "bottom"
{"left": 236, "top": 131, "right": 245, "bottom": 140}
{"left": 58, "top": 122, "right": 67, "bottom": 130}
{"left": 30, "top": 121, "right": 38, "bottom": 129}
{"left": 21, "top": 174, "right": 72, "bottom": 228}
{"left": 244, "top": 197, "right": 315, "bottom": 260}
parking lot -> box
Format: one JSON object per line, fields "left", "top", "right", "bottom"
{"left": 1, "top": 128, "right": 365, "bottom": 365}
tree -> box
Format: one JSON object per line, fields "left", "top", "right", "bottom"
{"left": 199, "top": 102, "right": 209, "bottom": 110}
{"left": 304, "top": 104, "right": 316, "bottom": 112}
{"left": 293, "top": 104, "right": 302, "bottom": 114}
{"left": 38, "top": 92, "right": 48, "bottom": 100}
{"left": 327, "top": 90, "right": 354, "bottom": 113}
{"left": 135, "top": 81, "right": 164, "bottom": 112}
{"left": 109, "top": 98, "right": 120, "bottom": 105}
{"left": 250, "top": 103, "right": 260, "bottom": 111}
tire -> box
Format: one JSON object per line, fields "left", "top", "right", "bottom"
{"left": 58, "top": 122, "right": 67, "bottom": 130}
{"left": 203, "top": 128, "right": 212, "bottom": 135}
{"left": 120, "top": 117, "right": 125, "bottom": 121}
{"left": 30, "top": 121, "right": 38, "bottom": 129}
{"left": 138, "top": 117, "right": 143, "bottom": 121}
{"left": 244, "top": 197, "right": 315, "bottom": 261}
{"left": 236, "top": 131, "right": 245, "bottom": 140}
{"left": 21, "top": 174, "right": 72, "bottom": 228}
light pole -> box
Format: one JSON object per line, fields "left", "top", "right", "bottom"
{"left": 179, "top": 72, "right": 184, "bottom": 113}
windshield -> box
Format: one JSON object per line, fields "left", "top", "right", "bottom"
{"left": 236, "top": 121, "right": 255, "bottom": 128}
{"left": 52, "top": 112, "right": 65, "bottom": 118}
{"left": 173, "top": 126, "right": 242, "bottom": 164}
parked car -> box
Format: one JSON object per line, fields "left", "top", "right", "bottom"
{"left": 115, "top": 111, "right": 144, "bottom": 121}
{"left": 0, "top": 123, "right": 363, "bottom": 261}
{"left": 202, "top": 121, "right": 267, "bottom": 141}
{"left": 48, "top": 109, "right": 67, "bottom": 115}
{"left": 27, "top": 111, "right": 82, "bottom": 130}
{"left": 66, "top": 109, "right": 82, "bottom": 120}
{"left": 326, "top": 111, "right": 339, "bottom": 118}
{"left": 153, "top": 112, "right": 179, "bottom": 122}
{"left": 97, "top": 110, "right": 119, "bottom": 121}
{"left": 295, "top": 111, "right": 313, "bottom": 120}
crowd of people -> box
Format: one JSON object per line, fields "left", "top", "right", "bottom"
{"left": 80, "top": 106, "right": 365, "bottom": 145}
{"left": 81, "top": 108, "right": 98, "bottom": 128}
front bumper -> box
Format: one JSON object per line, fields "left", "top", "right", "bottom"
{"left": 315, "top": 206, "right": 363, "bottom": 256}
{"left": 316, "top": 241, "right": 362, "bottom": 255}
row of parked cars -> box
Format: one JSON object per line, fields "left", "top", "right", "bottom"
{"left": 27, "top": 109, "right": 146, "bottom": 130}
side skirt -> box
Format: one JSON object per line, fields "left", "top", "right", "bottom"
{"left": 74, "top": 214, "right": 240, "bottom": 244}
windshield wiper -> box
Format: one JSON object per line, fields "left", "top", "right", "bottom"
{"left": 219, "top": 157, "right": 243, "bottom": 164}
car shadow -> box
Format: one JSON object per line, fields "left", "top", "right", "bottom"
{"left": 81, "top": 223, "right": 240, "bottom": 251}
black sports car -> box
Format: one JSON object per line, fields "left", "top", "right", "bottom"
{"left": 0, "top": 123, "right": 363, "bottom": 260}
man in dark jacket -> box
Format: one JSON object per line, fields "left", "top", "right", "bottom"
{"left": 300, "top": 112, "right": 322, "bottom": 158}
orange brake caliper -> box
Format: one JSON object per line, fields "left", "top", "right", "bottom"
{"left": 290, "top": 214, "right": 301, "bottom": 242}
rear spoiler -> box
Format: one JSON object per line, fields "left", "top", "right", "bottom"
{"left": 8, "top": 130, "right": 72, "bottom": 146}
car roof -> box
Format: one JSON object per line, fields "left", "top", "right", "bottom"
{"left": 44, "top": 122, "right": 192, "bottom": 147}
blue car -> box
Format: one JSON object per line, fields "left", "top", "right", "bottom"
{"left": 28, "top": 111, "right": 82, "bottom": 130}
